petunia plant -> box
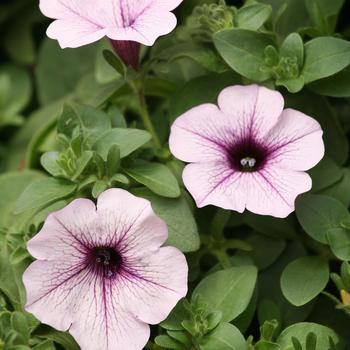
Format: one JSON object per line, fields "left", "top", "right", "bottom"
{"left": 1, "top": 0, "right": 350, "bottom": 350}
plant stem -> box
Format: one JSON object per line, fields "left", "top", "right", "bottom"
{"left": 215, "top": 250, "right": 232, "bottom": 269}
{"left": 130, "top": 81, "right": 161, "bottom": 149}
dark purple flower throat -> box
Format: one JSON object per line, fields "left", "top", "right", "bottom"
{"left": 88, "top": 247, "right": 123, "bottom": 279}
{"left": 227, "top": 137, "right": 270, "bottom": 172}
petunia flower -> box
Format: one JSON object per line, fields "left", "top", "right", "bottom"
{"left": 39, "top": 0, "right": 183, "bottom": 69}
{"left": 23, "top": 189, "right": 188, "bottom": 350}
{"left": 169, "top": 85, "right": 324, "bottom": 218}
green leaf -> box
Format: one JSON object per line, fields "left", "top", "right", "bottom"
{"left": 0, "top": 64, "right": 31, "bottom": 117}
{"left": 309, "top": 156, "right": 343, "bottom": 192}
{"left": 15, "top": 178, "right": 77, "bottom": 214}
{"left": 277, "top": 323, "right": 340, "bottom": 350}
{"left": 36, "top": 39, "right": 98, "bottom": 104}
{"left": 200, "top": 323, "right": 248, "bottom": 350}
{"left": 327, "top": 228, "right": 350, "bottom": 261}
{"left": 160, "top": 300, "right": 189, "bottom": 331}
{"left": 214, "top": 29, "right": 275, "bottom": 81}
{"left": 57, "top": 103, "right": 111, "bottom": 145}
{"left": 235, "top": 2, "right": 272, "bottom": 30}
{"left": 295, "top": 194, "right": 350, "bottom": 244}
{"left": 155, "top": 335, "right": 183, "bottom": 350}
{"left": 305, "top": 0, "right": 345, "bottom": 34}
{"left": 0, "top": 245, "right": 27, "bottom": 309}
{"left": 106, "top": 145, "right": 121, "bottom": 177}
{"left": 124, "top": 160, "right": 180, "bottom": 198}
{"left": 11, "top": 312, "right": 29, "bottom": 343}
{"left": 302, "top": 37, "right": 350, "bottom": 83}
{"left": 40, "top": 152, "right": 62, "bottom": 177}
{"left": 192, "top": 266, "right": 257, "bottom": 322}
{"left": 103, "top": 50, "right": 126, "bottom": 77}
{"left": 309, "top": 67, "right": 350, "bottom": 97}
{"left": 33, "top": 325, "right": 79, "bottom": 350}
{"left": 280, "top": 257, "right": 329, "bottom": 306}
{"left": 93, "top": 128, "right": 151, "bottom": 160}
{"left": 280, "top": 33, "right": 304, "bottom": 68}
{"left": 133, "top": 188, "right": 199, "bottom": 252}
{"left": 0, "top": 170, "right": 44, "bottom": 228}
{"left": 322, "top": 168, "right": 350, "bottom": 208}
{"left": 92, "top": 180, "right": 108, "bottom": 199}
{"left": 32, "top": 340, "right": 56, "bottom": 350}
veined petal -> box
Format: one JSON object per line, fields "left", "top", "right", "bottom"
{"left": 169, "top": 104, "right": 233, "bottom": 163}
{"left": 245, "top": 167, "right": 312, "bottom": 218}
{"left": 24, "top": 261, "right": 150, "bottom": 350}
{"left": 27, "top": 199, "right": 97, "bottom": 261}
{"left": 116, "top": 247, "right": 188, "bottom": 324}
{"left": 107, "top": 10, "right": 177, "bottom": 46}
{"left": 39, "top": 0, "right": 183, "bottom": 48}
{"left": 266, "top": 108, "right": 324, "bottom": 171}
{"left": 182, "top": 161, "right": 247, "bottom": 212}
{"left": 96, "top": 189, "right": 168, "bottom": 257}
{"left": 70, "top": 279, "right": 150, "bottom": 350}
{"left": 23, "top": 259, "right": 89, "bottom": 331}
{"left": 47, "top": 19, "right": 107, "bottom": 48}
{"left": 217, "top": 85, "right": 284, "bottom": 140}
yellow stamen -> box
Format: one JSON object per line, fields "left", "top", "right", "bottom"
{"left": 340, "top": 289, "right": 350, "bottom": 305}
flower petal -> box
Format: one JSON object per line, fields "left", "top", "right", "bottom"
{"left": 70, "top": 280, "right": 150, "bottom": 350}
{"left": 107, "top": 10, "right": 177, "bottom": 46}
{"left": 116, "top": 247, "right": 188, "bottom": 324}
{"left": 27, "top": 199, "right": 97, "bottom": 261}
{"left": 96, "top": 189, "right": 168, "bottom": 257}
{"left": 24, "top": 260, "right": 150, "bottom": 350}
{"left": 217, "top": 85, "right": 284, "bottom": 140}
{"left": 169, "top": 104, "right": 233, "bottom": 163}
{"left": 46, "top": 19, "right": 107, "bottom": 48}
{"left": 244, "top": 167, "right": 312, "bottom": 218}
{"left": 266, "top": 108, "right": 324, "bottom": 171}
{"left": 182, "top": 162, "right": 247, "bottom": 212}
{"left": 23, "top": 259, "right": 88, "bottom": 331}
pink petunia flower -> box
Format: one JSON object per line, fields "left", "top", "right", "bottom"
{"left": 39, "top": 0, "right": 183, "bottom": 69}
{"left": 169, "top": 85, "right": 324, "bottom": 218}
{"left": 23, "top": 189, "right": 188, "bottom": 350}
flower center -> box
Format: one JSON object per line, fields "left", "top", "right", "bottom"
{"left": 90, "top": 247, "right": 123, "bottom": 279}
{"left": 228, "top": 138, "right": 269, "bottom": 172}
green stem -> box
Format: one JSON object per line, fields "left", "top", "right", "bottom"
{"left": 130, "top": 81, "right": 161, "bottom": 149}
{"left": 215, "top": 250, "right": 232, "bottom": 269}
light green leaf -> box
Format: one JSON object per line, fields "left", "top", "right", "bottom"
{"left": 124, "top": 160, "right": 180, "bottom": 198}
{"left": 303, "top": 37, "right": 350, "bottom": 83}
{"left": 235, "top": 2, "right": 272, "bottom": 30}
{"left": 192, "top": 266, "right": 257, "bottom": 322}
{"left": 280, "top": 257, "right": 329, "bottom": 306}
{"left": 200, "top": 323, "right": 248, "bottom": 350}
{"left": 57, "top": 103, "right": 111, "bottom": 145}
{"left": 15, "top": 178, "right": 77, "bottom": 214}
{"left": 93, "top": 128, "right": 151, "bottom": 160}
{"left": 277, "top": 323, "right": 340, "bottom": 350}
{"left": 327, "top": 228, "right": 350, "bottom": 261}
{"left": 214, "top": 29, "right": 275, "bottom": 81}
{"left": 295, "top": 194, "right": 350, "bottom": 244}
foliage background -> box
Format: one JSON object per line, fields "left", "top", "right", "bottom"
{"left": 1, "top": 0, "right": 350, "bottom": 349}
